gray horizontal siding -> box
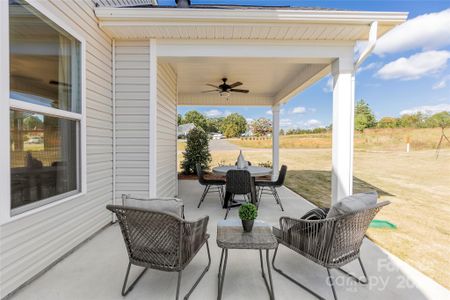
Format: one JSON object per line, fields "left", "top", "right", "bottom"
{"left": 157, "top": 63, "right": 177, "bottom": 197}
{"left": 0, "top": 0, "right": 113, "bottom": 297}
{"left": 115, "top": 40, "right": 150, "bottom": 200}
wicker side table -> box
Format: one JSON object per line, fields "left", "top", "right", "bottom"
{"left": 216, "top": 219, "right": 278, "bottom": 300}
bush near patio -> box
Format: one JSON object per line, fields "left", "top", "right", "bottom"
{"left": 181, "top": 127, "right": 211, "bottom": 175}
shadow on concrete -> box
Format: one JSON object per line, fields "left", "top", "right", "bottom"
{"left": 285, "top": 170, "right": 394, "bottom": 208}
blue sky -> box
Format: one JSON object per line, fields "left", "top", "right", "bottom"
{"left": 176, "top": 1, "right": 450, "bottom": 129}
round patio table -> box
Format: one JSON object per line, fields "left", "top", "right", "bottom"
{"left": 212, "top": 166, "right": 272, "bottom": 177}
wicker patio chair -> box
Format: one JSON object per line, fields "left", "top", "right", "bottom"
{"left": 272, "top": 201, "right": 390, "bottom": 300}
{"left": 223, "top": 169, "right": 255, "bottom": 219}
{"left": 196, "top": 163, "right": 225, "bottom": 208}
{"left": 255, "top": 165, "right": 287, "bottom": 211}
{"left": 106, "top": 205, "right": 211, "bottom": 300}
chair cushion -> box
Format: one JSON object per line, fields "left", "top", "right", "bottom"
{"left": 326, "top": 191, "right": 378, "bottom": 218}
{"left": 124, "top": 197, "right": 184, "bottom": 218}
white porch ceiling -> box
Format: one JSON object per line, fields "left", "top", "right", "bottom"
{"left": 165, "top": 57, "right": 329, "bottom": 106}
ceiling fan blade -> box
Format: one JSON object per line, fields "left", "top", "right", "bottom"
{"left": 230, "top": 89, "right": 249, "bottom": 93}
{"left": 206, "top": 83, "right": 220, "bottom": 89}
{"left": 229, "top": 82, "right": 243, "bottom": 88}
{"left": 201, "top": 89, "right": 219, "bottom": 93}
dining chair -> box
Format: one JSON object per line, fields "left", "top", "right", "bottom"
{"left": 255, "top": 165, "right": 287, "bottom": 211}
{"left": 223, "top": 169, "right": 255, "bottom": 219}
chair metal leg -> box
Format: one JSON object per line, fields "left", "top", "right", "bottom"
{"left": 327, "top": 268, "right": 338, "bottom": 300}
{"left": 224, "top": 207, "right": 230, "bottom": 219}
{"left": 272, "top": 247, "right": 325, "bottom": 300}
{"left": 197, "top": 185, "right": 210, "bottom": 208}
{"left": 336, "top": 257, "right": 368, "bottom": 284}
{"left": 272, "top": 187, "right": 284, "bottom": 211}
{"left": 183, "top": 240, "right": 212, "bottom": 299}
{"left": 121, "top": 262, "right": 148, "bottom": 296}
{"left": 217, "top": 249, "right": 228, "bottom": 300}
{"left": 176, "top": 271, "right": 182, "bottom": 300}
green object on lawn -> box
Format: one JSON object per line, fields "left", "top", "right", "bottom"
{"left": 370, "top": 220, "right": 397, "bottom": 229}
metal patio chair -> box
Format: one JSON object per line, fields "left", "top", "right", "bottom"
{"left": 223, "top": 169, "right": 255, "bottom": 219}
{"left": 106, "top": 205, "right": 211, "bottom": 300}
{"left": 255, "top": 165, "right": 287, "bottom": 211}
{"left": 272, "top": 201, "right": 390, "bottom": 300}
{"left": 196, "top": 163, "right": 225, "bottom": 208}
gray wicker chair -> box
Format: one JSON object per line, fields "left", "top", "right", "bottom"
{"left": 223, "top": 169, "right": 255, "bottom": 219}
{"left": 196, "top": 163, "right": 225, "bottom": 208}
{"left": 255, "top": 165, "right": 287, "bottom": 211}
{"left": 272, "top": 201, "right": 390, "bottom": 300}
{"left": 106, "top": 205, "right": 211, "bottom": 300}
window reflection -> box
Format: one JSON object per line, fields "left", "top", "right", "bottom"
{"left": 10, "top": 110, "right": 79, "bottom": 211}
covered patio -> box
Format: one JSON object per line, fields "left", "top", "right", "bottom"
{"left": 8, "top": 180, "right": 445, "bottom": 300}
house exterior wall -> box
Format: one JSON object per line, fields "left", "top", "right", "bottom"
{"left": 114, "top": 42, "right": 178, "bottom": 200}
{"left": 0, "top": 0, "right": 113, "bottom": 297}
{"left": 157, "top": 63, "right": 178, "bottom": 197}
{"left": 114, "top": 40, "right": 150, "bottom": 200}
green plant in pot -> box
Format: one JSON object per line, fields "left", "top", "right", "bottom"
{"left": 239, "top": 203, "right": 258, "bottom": 232}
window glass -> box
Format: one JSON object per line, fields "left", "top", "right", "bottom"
{"left": 9, "top": 0, "right": 81, "bottom": 113}
{"left": 10, "top": 110, "right": 79, "bottom": 212}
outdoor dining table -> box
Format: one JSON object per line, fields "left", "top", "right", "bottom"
{"left": 212, "top": 166, "right": 272, "bottom": 208}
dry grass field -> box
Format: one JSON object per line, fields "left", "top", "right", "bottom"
{"left": 177, "top": 129, "right": 450, "bottom": 288}
{"left": 230, "top": 127, "right": 450, "bottom": 151}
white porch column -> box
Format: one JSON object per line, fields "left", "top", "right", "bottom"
{"left": 331, "top": 58, "right": 355, "bottom": 204}
{"left": 272, "top": 104, "right": 280, "bottom": 180}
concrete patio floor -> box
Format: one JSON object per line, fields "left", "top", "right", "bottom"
{"left": 9, "top": 180, "right": 449, "bottom": 300}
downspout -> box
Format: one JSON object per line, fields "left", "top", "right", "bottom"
{"left": 112, "top": 38, "right": 116, "bottom": 223}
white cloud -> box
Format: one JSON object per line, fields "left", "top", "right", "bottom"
{"left": 245, "top": 118, "right": 254, "bottom": 123}
{"left": 280, "top": 118, "right": 293, "bottom": 127}
{"left": 303, "top": 119, "right": 323, "bottom": 129}
{"left": 357, "top": 62, "right": 379, "bottom": 73}
{"left": 376, "top": 50, "right": 450, "bottom": 80}
{"left": 400, "top": 103, "right": 450, "bottom": 115}
{"left": 292, "top": 106, "right": 306, "bottom": 114}
{"left": 323, "top": 76, "right": 333, "bottom": 93}
{"left": 204, "top": 109, "right": 223, "bottom": 117}
{"left": 374, "top": 9, "right": 450, "bottom": 55}
{"left": 432, "top": 75, "right": 450, "bottom": 90}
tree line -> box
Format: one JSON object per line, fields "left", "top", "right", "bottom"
{"left": 355, "top": 99, "right": 450, "bottom": 131}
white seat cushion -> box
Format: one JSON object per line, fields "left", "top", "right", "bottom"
{"left": 326, "top": 191, "right": 378, "bottom": 218}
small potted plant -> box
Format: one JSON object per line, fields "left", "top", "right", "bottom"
{"left": 239, "top": 203, "right": 258, "bottom": 232}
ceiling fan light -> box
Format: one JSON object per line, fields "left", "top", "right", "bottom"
{"left": 220, "top": 91, "right": 231, "bottom": 97}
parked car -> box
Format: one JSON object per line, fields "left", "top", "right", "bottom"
{"left": 211, "top": 133, "right": 224, "bottom": 140}
{"left": 26, "top": 137, "right": 43, "bottom": 144}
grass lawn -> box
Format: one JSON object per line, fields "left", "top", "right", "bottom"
{"left": 178, "top": 146, "right": 450, "bottom": 288}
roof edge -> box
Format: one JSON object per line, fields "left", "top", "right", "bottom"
{"left": 95, "top": 7, "right": 408, "bottom": 25}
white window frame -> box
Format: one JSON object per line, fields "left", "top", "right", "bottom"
{"left": 0, "top": 0, "right": 86, "bottom": 224}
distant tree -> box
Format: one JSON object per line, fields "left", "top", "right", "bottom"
{"left": 183, "top": 110, "right": 208, "bottom": 131}
{"left": 398, "top": 112, "right": 426, "bottom": 128}
{"left": 425, "top": 111, "right": 450, "bottom": 129}
{"left": 177, "top": 114, "right": 183, "bottom": 125}
{"left": 279, "top": 129, "right": 285, "bottom": 135}
{"left": 354, "top": 99, "right": 376, "bottom": 131}
{"left": 181, "top": 127, "right": 211, "bottom": 175}
{"left": 223, "top": 123, "right": 240, "bottom": 138}
{"left": 221, "top": 113, "right": 247, "bottom": 137}
{"left": 377, "top": 117, "right": 398, "bottom": 128}
{"left": 206, "top": 117, "right": 224, "bottom": 133}
{"left": 251, "top": 118, "right": 272, "bottom": 136}
{"left": 23, "top": 115, "right": 43, "bottom": 130}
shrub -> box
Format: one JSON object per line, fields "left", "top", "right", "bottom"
{"left": 181, "top": 127, "right": 211, "bottom": 175}
{"left": 239, "top": 203, "right": 258, "bottom": 221}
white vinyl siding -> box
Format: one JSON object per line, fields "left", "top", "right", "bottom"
{"left": 114, "top": 40, "right": 150, "bottom": 200}
{"left": 157, "top": 63, "right": 177, "bottom": 197}
{"left": 0, "top": 0, "right": 113, "bottom": 297}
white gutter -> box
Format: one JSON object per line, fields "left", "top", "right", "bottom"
{"left": 354, "top": 21, "right": 378, "bottom": 69}
{"left": 95, "top": 7, "right": 408, "bottom": 26}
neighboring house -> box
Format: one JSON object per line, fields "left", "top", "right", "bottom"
{"left": 0, "top": 0, "right": 408, "bottom": 297}
{"left": 177, "top": 123, "right": 196, "bottom": 138}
